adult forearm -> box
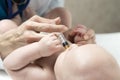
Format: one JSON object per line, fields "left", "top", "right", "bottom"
{"left": 44, "top": 7, "right": 72, "bottom": 28}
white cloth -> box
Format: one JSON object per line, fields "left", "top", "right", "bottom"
{"left": 96, "top": 32, "right": 120, "bottom": 65}
{"left": 29, "top": 0, "right": 64, "bottom": 16}
{"left": 0, "top": 58, "right": 4, "bottom": 70}
{"left": 0, "top": 70, "right": 11, "bottom": 80}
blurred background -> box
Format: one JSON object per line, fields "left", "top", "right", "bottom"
{"left": 65, "top": 0, "right": 120, "bottom": 33}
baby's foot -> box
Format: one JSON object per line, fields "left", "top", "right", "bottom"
{"left": 66, "top": 24, "right": 96, "bottom": 46}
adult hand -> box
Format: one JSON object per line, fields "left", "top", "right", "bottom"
{"left": 21, "top": 15, "right": 68, "bottom": 32}
{"left": 0, "top": 15, "right": 68, "bottom": 59}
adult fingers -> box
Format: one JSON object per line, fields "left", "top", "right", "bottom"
{"left": 22, "top": 21, "right": 68, "bottom": 32}
{"left": 29, "top": 15, "right": 61, "bottom": 24}
{"left": 21, "top": 31, "right": 46, "bottom": 43}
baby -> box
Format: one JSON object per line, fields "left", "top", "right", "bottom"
{"left": 4, "top": 33, "right": 62, "bottom": 80}
{"left": 4, "top": 25, "right": 93, "bottom": 80}
{"left": 3, "top": 25, "right": 120, "bottom": 80}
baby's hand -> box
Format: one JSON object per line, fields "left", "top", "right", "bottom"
{"left": 67, "top": 25, "right": 96, "bottom": 46}
{"left": 38, "top": 33, "right": 63, "bottom": 57}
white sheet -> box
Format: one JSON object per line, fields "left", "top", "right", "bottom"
{"left": 96, "top": 32, "right": 120, "bottom": 65}
{"left": 0, "top": 32, "right": 120, "bottom": 79}
{"left": 0, "top": 71, "right": 11, "bottom": 80}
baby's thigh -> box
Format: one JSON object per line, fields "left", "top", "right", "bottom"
{"left": 54, "top": 44, "right": 120, "bottom": 80}
{"left": 9, "top": 64, "right": 56, "bottom": 80}
{"left": 26, "top": 64, "right": 56, "bottom": 80}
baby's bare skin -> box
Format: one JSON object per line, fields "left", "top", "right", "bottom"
{"left": 3, "top": 25, "right": 98, "bottom": 80}
{"left": 3, "top": 33, "right": 62, "bottom": 80}
{"left": 4, "top": 42, "right": 120, "bottom": 80}
{"left": 55, "top": 44, "right": 120, "bottom": 80}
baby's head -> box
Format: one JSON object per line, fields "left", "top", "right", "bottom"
{"left": 55, "top": 44, "right": 120, "bottom": 80}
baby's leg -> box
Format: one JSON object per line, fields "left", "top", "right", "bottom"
{"left": 4, "top": 63, "right": 56, "bottom": 80}
{"left": 3, "top": 33, "right": 62, "bottom": 80}
{"left": 0, "top": 19, "right": 21, "bottom": 58}
{"left": 0, "top": 20, "right": 18, "bottom": 34}
{"left": 54, "top": 44, "right": 120, "bottom": 80}
{"left": 0, "top": 4, "right": 21, "bottom": 34}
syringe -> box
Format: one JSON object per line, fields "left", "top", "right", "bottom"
{"left": 59, "top": 33, "right": 70, "bottom": 49}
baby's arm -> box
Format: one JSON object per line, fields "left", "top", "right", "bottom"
{"left": 3, "top": 33, "right": 62, "bottom": 70}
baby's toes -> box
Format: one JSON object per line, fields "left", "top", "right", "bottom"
{"left": 86, "top": 29, "right": 95, "bottom": 38}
